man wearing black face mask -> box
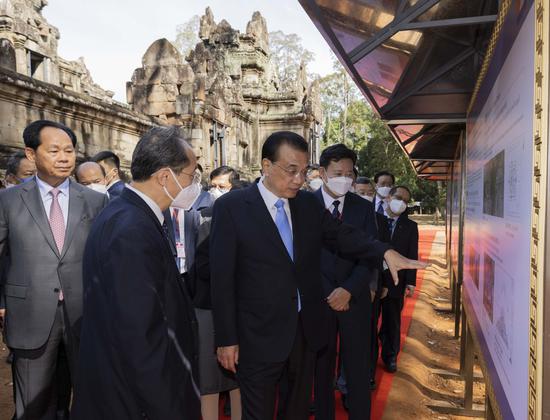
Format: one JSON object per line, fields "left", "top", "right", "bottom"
{"left": 376, "top": 185, "right": 418, "bottom": 374}
{"left": 73, "top": 126, "right": 201, "bottom": 419}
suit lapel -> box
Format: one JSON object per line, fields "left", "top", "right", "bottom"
{"left": 342, "top": 193, "right": 359, "bottom": 225}
{"left": 246, "top": 185, "right": 293, "bottom": 264}
{"left": 20, "top": 179, "right": 60, "bottom": 258}
{"left": 60, "top": 181, "right": 85, "bottom": 260}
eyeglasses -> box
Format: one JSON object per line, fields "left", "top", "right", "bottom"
{"left": 272, "top": 162, "right": 308, "bottom": 179}
{"left": 173, "top": 168, "right": 201, "bottom": 184}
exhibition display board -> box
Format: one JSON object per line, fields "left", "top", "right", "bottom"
{"left": 464, "top": 2, "right": 534, "bottom": 418}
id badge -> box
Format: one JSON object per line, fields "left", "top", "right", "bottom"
{"left": 176, "top": 242, "right": 186, "bottom": 259}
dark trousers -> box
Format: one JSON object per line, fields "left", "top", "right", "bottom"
{"left": 378, "top": 295, "right": 405, "bottom": 364}
{"left": 314, "top": 294, "right": 372, "bottom": 420}
{"left": 238, "top": 318, "right": 314, "bottom": 420}
{"left": 370, "top": 296, "right": 381, "bottom": 381}
{"left": 11, "top": 302, "right": 77, "bottom": 420}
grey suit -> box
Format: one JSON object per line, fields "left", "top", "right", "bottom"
{"left": 0, "top": 177, "right": 107, "bottom": 419}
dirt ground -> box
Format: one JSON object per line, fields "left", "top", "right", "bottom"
{"left": 0, "top": 224, "right": 485, "bottom": 420}
{"left": 381, "top": 226, "right": 486, "bottom": 420}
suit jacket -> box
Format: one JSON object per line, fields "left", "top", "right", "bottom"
{"left": 210, "top": 184, "right": 390, "bottom": 363}
{"left": 73, "top": 188, "right": 200, "bottom": 420}
{"left": 379, "top": 212, "right": 419, "bottom": 298}
{"left": 188, "top": 211, "right": 213, "bottom": 309}
{"left": 191, "top": 189, "right": 214, "bottom": 211}
{"left": 315, "top": 189, "right": 378, "bottom": 299}
{"left": 107, "top": 180, "right": 125, "bottom": 199}
{"left": 0, "top": 178, "right": 108, "bottom": 350}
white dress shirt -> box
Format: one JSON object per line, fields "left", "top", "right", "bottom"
{"left": 257, "top": 177, "right": 293, "bottom": 231}
{"left": 36, "top": 176, "right": 70, "bottom": 226}
{"left": 320, "top": 186, "right": 347, "bottom": 215}
{"left": 126, "top": 184, "right": 164, "bottom": 225}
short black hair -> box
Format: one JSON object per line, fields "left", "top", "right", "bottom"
{"left": 355, "top": 176, "right": 373, "bottom": 185}
{"left": 92, "top": 150, "right": 121, "bottom": 170}
{"left": 6, "top": 151, "right": 27, "bottom": 176}
{"left": 374, "top": 171, "right": 395, "bottom": 184}
{"left": 210, "top": 165, "right": 239, "bottom": 184}
{"left": 23, "top": 120, "right": 77, "bottom": 150}
{"left": 131, "top": 126, "right": 191, "bottom": 182}
{"left": 319, "top": 144, "right": 357, "bottom": 169}
{"left": 390, "top": 185, "right": 412, "bottom": 201}
{"left": 262, "top": 131, "right": 308, "bottom": 162}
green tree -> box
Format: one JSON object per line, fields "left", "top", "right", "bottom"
{"left": 268, "top": 30, "right": 315, "bottom": 90}
{"left": 174, "top": 15, "right": 200, "bottom": 58}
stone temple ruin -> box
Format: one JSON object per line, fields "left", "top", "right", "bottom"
{"left": 0, "top": 1, "right": 322, "bottom": 177}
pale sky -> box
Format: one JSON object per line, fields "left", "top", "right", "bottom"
{"left": 42, "top": 0, "right": 335, "bottom": 102}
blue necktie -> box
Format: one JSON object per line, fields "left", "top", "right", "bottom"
{"left": 377, "top": 200, "right": 385, "bottom": 215}
{"left": 274, "top": 199, "right": 300, "bottom": 311}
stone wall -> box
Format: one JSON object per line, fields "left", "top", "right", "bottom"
{"left": 0, "top": 67, "right": 153, "bottom": 170}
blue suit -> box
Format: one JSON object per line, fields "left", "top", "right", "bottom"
{"left": 107, "top": 180, "right": 125, "bottom": 199}
{"left": 191, "top": 189, "right": 214, "bottom": 211}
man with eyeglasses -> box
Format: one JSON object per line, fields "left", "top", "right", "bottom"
{"left": 210, "top": 131, "right": 427, "bottom": 420}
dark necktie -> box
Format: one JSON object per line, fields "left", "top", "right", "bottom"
{"left": 332, "top": 200, "right": 341, "bottom": 220}
{"left": 162, "top": 221, "right": 177, "bottom": 259}
{"left": 377, "top": 199, "right": 385, "bottom": 215}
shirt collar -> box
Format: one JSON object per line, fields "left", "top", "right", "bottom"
{"left": 320, "top": 186, "right": 346, "bottom": 210}
{"left": 258, "top": 177, "right": 288, "bottom": 209}
{"left": 126, "top": 184, "right": 164, "bottom": 225}
{"left": 35, "top": 175, "right": 70, "bottom": 198}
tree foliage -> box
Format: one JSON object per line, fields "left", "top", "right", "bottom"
{"left": 268, "top": 30, "right": 315, "bottom": 90}
{"left": 318, "top": 59, "right": 446, "bottom": 213}
{"left": 174, "top": 15, "right": 200, "bottom": 58}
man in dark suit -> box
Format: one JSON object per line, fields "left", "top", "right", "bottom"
{"left": 313, "top": 144, "right": 379, "bottom": 420}
{"left": 0, "top": 120, "right": 108, "bottom": 419}
{"left": 210, "top": 131, "right": 426, "bottom": 420}
{"left": 73, "top": 126, "right": 201, "bottom": 419}
{"left": 91, "top": 150, "right": 126, "bottom": 198}
{"left": 377, "top": 186, "right": 418, "bottom": 373}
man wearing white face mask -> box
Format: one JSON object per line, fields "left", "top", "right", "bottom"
{"left": 75, "top": 161, "right": 109, "bottom": 196}
{"left": 376, "top": 185, "right": 418, "bottom": 374}
{"left": 313, "top": 144, "right": 379, "bottom": 420}
{"left": 73, "top": 126, "right": 201, "bottom": 419}
{"left": 373, "top": 171, "right": 395, "bottom": 218}
{"left": 91, "top": 150, "right": 126, "bottom": 199}
{"left": 208, "top": 165, "right": 239, "bottom": 200}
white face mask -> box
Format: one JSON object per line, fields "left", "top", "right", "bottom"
{"left": 325, "top": 176, "right": 354, "bottom": 197}
{"left": 377, "top": 186, "right": 392, "bottom": 198}
{"left": 209, "top": 187, "right": 229, "bottom": 200}
{"left": 164, "top": 168, "right": 202, "bottom": 210}
{"left": 359, "top": 194, "right": 374, "bottom": 202}
{"left": 389, "top": 198, "right": 407, "bottom": 215}
{"left": 88, "top": 183, "right": 108, "bottom": 195}
{"left": 308, "top": 178, "right": 323, "bottom": 191}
